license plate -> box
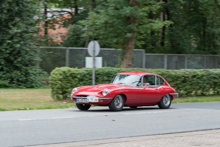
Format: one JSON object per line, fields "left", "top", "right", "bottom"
{"left": 76, "top": 98, "right": 88, "bottom": 103}
{"left": 88, "top": 97, "right": 99, "bottom": 102}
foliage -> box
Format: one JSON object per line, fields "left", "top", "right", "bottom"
{"left": 50, "top": 67, "right": 220, "bottom": 100}
{"left": 56, "top": 0, "right": 220, "bottom": 55}
{"left": 80, "top": 0, "right": 171, "bottom": 48}
{"left": 163, "top": 0, "right": 220, "bottom": 54}
{"left": 40, "top": 0, "right": 220, "bottom": 68}
{"left": 62, "top": 25, "right": 86, "bottom": 47}
{"left": 47, "top": 0, "right": 90, "bottom": 27}
{"left": 0, "top": 0, "right": 42, "bottom": 88}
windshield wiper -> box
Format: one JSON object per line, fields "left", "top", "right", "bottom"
{"left": 117, "top": 83, "right": 126, "bottom": 85}
{"left": 130, "top": 81, "right": 138, "bottom": 84}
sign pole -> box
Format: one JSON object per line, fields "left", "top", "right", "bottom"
{"left": 87, "top": 40, "right": 100, "bottom": 85}
{"left": 92, "top": 40, "right": 95, "bottom": 85}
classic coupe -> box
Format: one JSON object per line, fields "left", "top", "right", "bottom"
{"left": 70, "top": 72, "right": 178, "bottom": 111}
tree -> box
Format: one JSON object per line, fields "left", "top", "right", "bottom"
{"left": 163, "top": 0, "right": 220, "bottom": 54}
{"left": 48, "top": 0, "right": 220, "bottom": 62}
{"left": 0, "top": 0, "right": 41, "bottom": 88}
{"left": 47, "top": 0, "right": 90, "bottom": 26}
{"left": 82, "top": 0, "right": 171, "bottom": 68}
{"left": 44, "top": 0, "right": 91, "bottom": 47}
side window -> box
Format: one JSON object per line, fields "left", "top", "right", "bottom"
{"left": 156, "top": 76, "right": 164, "bottom": 85}
{"left": 144, "top": 75, "right": 155, "bottom": 85}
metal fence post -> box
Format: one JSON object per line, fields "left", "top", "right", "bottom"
{"left": 66, "top": 47, "right": 69, "bottom": 67}
{"left": 143, "top": 49, "right": 145, "bottom": 68}
{"left": 204, "top": 56, "right": 206, "bottom": 69}
{"left": 214, "top": 56, "right": 217, "bottom": 68}
{"left": 185, "top": 55, "right": 187, "bottom": 69}
{"left": 164, "top": 55, "right": 167, "bottom": 70}
{"left": 36, "top": 46, "right": 40, "bottom": 68}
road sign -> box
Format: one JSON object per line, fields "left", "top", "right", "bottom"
{"left": 85, "top": 57, "right": 102, "bottom": 68}
{"left": 87, "top": 40, "right": 100, "bottom": 85}
{"left": 87, "top": 41, "right": 100, "bottom": 56}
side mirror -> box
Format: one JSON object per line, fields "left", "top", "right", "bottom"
{"left": 144, "top": 83, "right": 150, "bottom": 88}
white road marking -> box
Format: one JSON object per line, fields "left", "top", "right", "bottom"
{"left": 18, "top": 116, "right": 80, "bottom": 121}
{"left": 0, "top": 108, "right": 214, "bottom": 122}
{"left": 18, "top": 111, "right": 172, "bottom": 121}
{"left": 124, "top": 111, "right": 171, "bottom": 115}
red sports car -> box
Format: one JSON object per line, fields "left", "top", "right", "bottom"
{"left": 70, "top": 72, "right": 178, "bottom": 111}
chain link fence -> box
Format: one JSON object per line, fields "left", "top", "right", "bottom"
{"left": 35, "top": 47, "right": 145, "bottom": 74}
{"left": 34, "top": 46, "right": 220, "bottom": 74}
{"left": 145, "top": 54, "right": 220, "bottom": 70}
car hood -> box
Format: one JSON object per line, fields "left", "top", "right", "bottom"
{"left": 79, "top": 84, "right": 123, "bottom": 92}
{"left": 74, "top": 84, "right": 124, "bottom": 96}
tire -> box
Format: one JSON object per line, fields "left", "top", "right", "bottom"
{"left": 158, "top": 94, "right": 171, "bottom": 109}
{"left": 108, "top": 95, "right": 124, "bottom": 111}
{"left": 129, "top": 106, "right": 138, "bottom": 109}
{"left": 76, "top": 103, "right": 91, "bottom": 111}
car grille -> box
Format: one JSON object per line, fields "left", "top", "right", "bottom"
{"left": 73, "top": 95, "right": 88, "bottom": 99}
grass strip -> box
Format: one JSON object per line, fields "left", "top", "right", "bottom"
{"left": 0, "top": 90, "right": 220, "bottom": 111}
{"left": 0, "top": 85, "right": 51, "bottom": 90}
{"left": 0, "top": 90, "right": 75, "bottom": 111}
{"left": 172, "top": 96, "right": 220, "bottom": 103}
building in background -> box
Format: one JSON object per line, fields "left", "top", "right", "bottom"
{"left": 37, "top": 8, "right": 82, "bottom": 44}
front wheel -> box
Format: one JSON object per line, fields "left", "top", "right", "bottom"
{"left": 108, "top": 95, "right": 124, "bottom": 111}
{"left": 158, "top": 94, "right": 171, "bottom": 109}
{"left": 76, "top": 103, "right": 91, "bottom": 111}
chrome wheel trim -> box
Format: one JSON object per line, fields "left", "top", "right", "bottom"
{"left": 163, "top": 95, "right": 171, "bottom": 107}
{"left": 114, "top": 95, "right": 123, "bottom": 109}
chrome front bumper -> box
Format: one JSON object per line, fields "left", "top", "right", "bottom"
{"left": 170, "top": 93, "right": 179, "bottom": 98}
{"left": 71, "top": 95, "right": 112, "bottom": 103}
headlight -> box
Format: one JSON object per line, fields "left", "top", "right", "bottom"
{"left": 102, "top": 88, "right": 109, "bottom": 96}
{"left": 71, "top": 88, "right": 78, "bottom": 93}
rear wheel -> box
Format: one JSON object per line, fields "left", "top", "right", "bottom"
{"left": 158, "top": 94, "right": 171, "bottom": 109}
{"left": 108, "top": 95, "right": 124, "bottom": 111}
{"left": 76, "top": 104, "right": 91, "bottom": 111}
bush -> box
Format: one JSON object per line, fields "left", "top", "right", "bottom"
{"left": 50, "top": 67, "right": 220, "bottom": 100}
{"left": 0, "top": 0, "right": 41, "bottom": 88}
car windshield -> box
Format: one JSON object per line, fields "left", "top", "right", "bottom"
{"left": 111, "top": 74, "right": 141, "bottom": 86}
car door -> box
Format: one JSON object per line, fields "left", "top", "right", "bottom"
{"left": 124, "top": 85, "right": 143, "bottom": 105}
{"left": 139, "top": 75, "right": 160, "bottom": 105}
{"left": 114, "top": 74, "right": 143, "bottom": 106}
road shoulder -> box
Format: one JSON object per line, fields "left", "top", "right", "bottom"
{"left": 30, "top": 129, "right": 220, "bottom": 147}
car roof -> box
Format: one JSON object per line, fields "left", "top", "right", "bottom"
{"left": 116, "top": 72, "right": 158, "bottom": 76}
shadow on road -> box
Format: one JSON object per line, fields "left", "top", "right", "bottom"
{"left": 70, "top": 106, "right": 177, "bottom": 113}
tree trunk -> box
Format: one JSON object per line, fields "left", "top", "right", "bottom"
{"left": 120, "top": 0, "right": 139, "bottom": 68}
{"left": 74, "top": 0, "right": 78, "bottom": 15}
{"left": 213, "top": 4, "right": 217, "bottom": 55}
{"left": 149, "top": 11, "right": 156, "bottom": 47}
{"left": 213, "top": 5, "right": 217, "bottom": 68}
{"left": 160, "top": 16, "right": 165, "bottom": 47}
{"left": 214, "top": 0, "right": 220, "bottom": 9}
{"left": 160, "top": 0, "right": 166, "bottom": 47}
{"left": 120, "top": 35, "right": 136, "bottom": 68}
{"left": 165, "top": 0, "right": 171, "bottom": 26}
{"left": 164, "top": 0, "right": 174, "bottom": 52}
{"left": 202, "top": 19, "right": 206, "bottom": 51}
{"left": 44, "top": 0, "right": 48, "bottom": 45}
{"left": 44, "top": 0, "right": 48, "bottom": 37}
{"left": 92, "top": 0, "right": 96, "bottom": 9}
{"left": 85, "top": 0, "right": 91, "bottom": 47}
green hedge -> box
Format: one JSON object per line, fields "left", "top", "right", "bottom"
{"left": 50, "top": 67, "right": 220, "bottom": 100}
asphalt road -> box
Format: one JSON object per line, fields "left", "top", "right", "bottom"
{"left": 0, "top": 102, "right": 220, "bottom": 147}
